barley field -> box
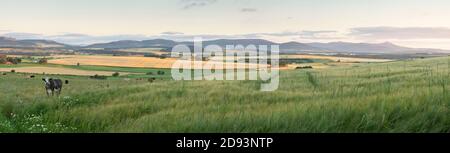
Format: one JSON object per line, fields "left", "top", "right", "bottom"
{"left": 0, "top": 57, "right": 449, "bottom": 133}
{"left": 47, "top": 55, "right": 268, "bottom": 69}
{"left": 48, "top": 55, "right": 178, "bottom": 68}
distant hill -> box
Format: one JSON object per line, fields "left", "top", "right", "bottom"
{"left": 1, "top": 36, "right": 449, "bottom": 55}
{"left": 0, "top": 37, "right": 67, "bottom": 48}
{"left": 86, "top": 39, "right": 177, "bottom": 49}
{"left": 307, "top": 41, "right": 450, "bottom": 54}
{"left": 84, "top": 38, "right": 450, "bottom": 54}
{"left": 280, "top": 41, "right": 326, "bottom": 53}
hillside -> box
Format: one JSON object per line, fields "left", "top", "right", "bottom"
{"left": 0, "top": 37, "right": 68, "bottom": 48}
{"left": 84, "top": 39, "right": 450, "bottom": 55}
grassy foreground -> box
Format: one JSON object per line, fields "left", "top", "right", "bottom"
{"left": 0, "top": 57, "right": 449, "bottom": 133}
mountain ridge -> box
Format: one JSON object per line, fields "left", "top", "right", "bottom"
{"left": 1, "top": 36, "right": 449, "bottom": 54}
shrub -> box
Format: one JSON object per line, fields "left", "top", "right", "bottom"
{"left": 112, "top": 72, "right": 120, "bottom": 77}
{"left": 157, "top": 71, "right": 165, "bottom": 75}
{"left": 143, "top": 53, "right": 159, "bottom": 58}
{"left": 5, "top": 57, "right": 21, "bottom": 64}
{"left": 295, "top": 66, "right": 313, "bottom": 69}
{"left": 148, "top": 78, "right": 156, "bottom": 83}
{"left": 10, "top": 69, "right": 15, "bottom": 73}
{"left": 0, "top": 58, "right": 6, "bottom": 64}
{"left": 38, "top": 58, "right": 48, "bottom": 64}
{"left": 90, "top": 74, "right": 107, "bottom": 80}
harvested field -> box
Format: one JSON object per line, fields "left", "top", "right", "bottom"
{"left": 48, "top": 55, "right": 178, "bottom": 68}
{"left": 48, "top": 55, "right": 268, "bottom": 69}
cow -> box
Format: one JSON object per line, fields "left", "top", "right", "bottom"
{"left": 42, "top": 78, "right": 63, "bottom": 96}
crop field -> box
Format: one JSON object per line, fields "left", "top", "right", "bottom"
{"left": 0, "top": 56, "right": 448, "bottom": 133}
{"left": 48, "top": 55, "right": 178, "bottom": 68}
{"left": 47, "top": 55, "right": 269, "bottom": 69}
{"left": 118, "top": 48, "right": 168, "bottom": 55}
{"left": 282, "top": 54, "right": 393, "bottom": 63}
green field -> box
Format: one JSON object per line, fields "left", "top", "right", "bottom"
{"left": 0, "top": 63, "right": 173, "bottom": 79}
{"left": 0, "top": 57, "right": 449, "bottom": 133}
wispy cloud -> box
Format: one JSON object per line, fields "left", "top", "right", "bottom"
{"left": 240, "top": 31, "right": 342, "bottom": 40}
{"left": 350, "top": 27, "right": 450, "bottom": 39}
{"left": 298, "top": 30, "right": 342, "bottom": 39}
{"left": 240, "top": 8, "right": 257, "bottom": 13}
{"left": 180, "top": 0, "right": 218, "bottom": 10}
{"left": 161, "top": 31, "right": 185, "bottom": 35}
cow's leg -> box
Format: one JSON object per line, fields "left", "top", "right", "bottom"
{"left": 56, "top": 89, "right": 61, "bottom": 96}
{"left": 46, "top": 89, "right": 51, "bottom": 97}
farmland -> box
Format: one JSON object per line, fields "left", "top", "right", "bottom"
{"left": 48, "top": 55, "right": 178, "bottom": 68}
{"left": 0, "top": 56, "right": 448, "bottom": 133}
{"left": 0, "top": 67, "right": 133, "bottom": 76}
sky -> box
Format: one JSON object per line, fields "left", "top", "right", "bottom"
{"left": 1, "top": 0, "right": 450, "bottom": 49}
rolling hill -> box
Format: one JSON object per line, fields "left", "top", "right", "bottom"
{"left": 0, "top": 37, "right": 68, "bottom": 48}
{"left": 84, "top": 38, "right": 450, "bottom": 54}
{"left": 1, "top": 36, "right": 449, "bottom": 55}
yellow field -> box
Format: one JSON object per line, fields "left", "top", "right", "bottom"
{"left": 0, "top": 67, "right": 131, "bottom": 76}
{"left": 49, "top": 55, "right": 178, "bottom": 68}
{"left": 48, "top": 55, "right": 267, "bottom": 69}
{"left": 44, "top": 54, "right": 391, "bottom": 70}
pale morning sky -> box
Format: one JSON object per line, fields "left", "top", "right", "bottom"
{"left": 1, "top": 0, "right": 450, "bottom": 49}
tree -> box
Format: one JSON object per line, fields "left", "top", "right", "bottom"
{"left": 0, "top": 58, "right": 6, "bottom": 64}
{"left": 38, "top": 58, "right": 48, "bottom": 64}
{"left": 6, "top": 57, "right": 21, "bottom": 64}
{"left": 157, "top": 71, "right": 165, "bottom": 75}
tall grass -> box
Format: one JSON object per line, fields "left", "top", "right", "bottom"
{"left": 0, "top": 57, "right": 449, "bottom": 133}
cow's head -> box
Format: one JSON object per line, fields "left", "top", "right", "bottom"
{"left": 42, "top": 78, "right": 53, "bottom": 88}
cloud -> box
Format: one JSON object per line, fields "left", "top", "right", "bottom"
{"left": 298, "top": 30, "right": 342, "bottom": 39}
{"left": 240, "top": 8, "right": 257, "bottom": 13}
{"left": 161, "top": 31, "right": 185, "bottom": 35}
{"left": 350, "top": 27, "right": 450, "bottom": 40}
{"left": 239, "top": 31, "right": 342, "bottom": 40}
{"left": 0, "top": 30, "right": 11, "bottom": 33}
{"left": 180, "top": 0, "right": 218, "bottom": 10}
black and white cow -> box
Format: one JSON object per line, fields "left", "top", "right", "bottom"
{"left": 42, "top": 78, "right": 63, "bottom": 96}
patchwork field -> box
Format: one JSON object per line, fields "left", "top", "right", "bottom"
{"left": 0, "top": 56, "right": 448, "bottom": 133}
